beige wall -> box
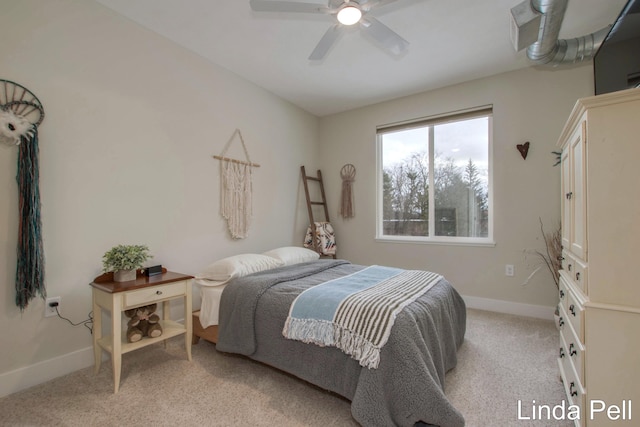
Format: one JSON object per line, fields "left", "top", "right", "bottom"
{"left": 0, "top": 0, "right": 318, "bottom": 390}
{"left": 318, "top": 65, "right": 594, "bottom": 308}
{"left": 0, "top": 0, "right": 596, "bottom": 397}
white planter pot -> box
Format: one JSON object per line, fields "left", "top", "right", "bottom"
{"left": 114, "top": 269, "right": 137, "bottom": 282}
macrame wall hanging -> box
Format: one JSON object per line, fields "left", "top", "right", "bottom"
{"left": 1, "top": 79, "right": 46, "bottom": 311}
{"left": 213, "top": 129, "right": 260, "bottom": 239}
{"left": 339, "top": 163, "right": 356, "bottom": 219}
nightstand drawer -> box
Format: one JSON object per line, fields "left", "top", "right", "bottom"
{"left": 124, "top": 281, "right": 187, "bottom": 308}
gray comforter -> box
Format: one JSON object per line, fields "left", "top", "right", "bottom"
{"left": 217, "top": 260, "right": 466, "bottom": 427}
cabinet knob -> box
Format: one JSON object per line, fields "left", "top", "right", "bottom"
{"left": 156, "top": 290, "right": 163, "bottom": 295}
{"left": 570, "top": 382, "right": 578, "bottom": 397}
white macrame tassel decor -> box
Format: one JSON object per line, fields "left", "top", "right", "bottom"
{"left": 220, "top": 160, "right": 252, "bottom": 239}
{"left": 214, "top": 129, "right": 260, "bottom": 240}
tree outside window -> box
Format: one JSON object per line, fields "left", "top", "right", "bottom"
{"left": 377, "top": 109, "right": 492, "bottom": 244}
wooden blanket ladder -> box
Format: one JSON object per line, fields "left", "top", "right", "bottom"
{"left": 301, "top": 166, "right": 335, "bottom": 258}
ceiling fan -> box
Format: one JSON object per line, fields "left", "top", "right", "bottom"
{"left": 249, "top": 0, "right": 410, "bottom": 60}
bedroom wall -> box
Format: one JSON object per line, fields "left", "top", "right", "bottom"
{"left": 0, "top": 0, "right": 318, "bottom": 396}
{"left": 318, "top": 65, "right": 594, "bottom": 312}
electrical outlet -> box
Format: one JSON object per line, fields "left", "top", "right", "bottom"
{"left": 505, "top": 264, "right": 515, "bottom": 277}
{"left": 45, "top": 296, "right": 61, "bottom": 317}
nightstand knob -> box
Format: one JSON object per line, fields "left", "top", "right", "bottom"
{"left": 156, "top": 290, "right": 163, "bottom": 295}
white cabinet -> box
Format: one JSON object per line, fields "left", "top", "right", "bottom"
{"left": 557, "top": 88, "right": 640, "bottom": 427}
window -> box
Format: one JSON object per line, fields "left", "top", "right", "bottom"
{"left": 376, "top": 107, "right": 493, "bottom": 245}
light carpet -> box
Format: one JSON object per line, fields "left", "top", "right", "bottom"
{"left": 0, "top": 309, "right": 571, "bottom": 426}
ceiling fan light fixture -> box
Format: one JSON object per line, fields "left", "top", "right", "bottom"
{"left": 337, "top": 6, "right": 362, "bottom": 26}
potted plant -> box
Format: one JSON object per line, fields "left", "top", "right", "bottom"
{"left": 102, "top": 244, "right": 152, "bottom": 282}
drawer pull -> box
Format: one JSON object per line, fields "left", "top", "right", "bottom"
{"left": 558, "top": 256, "right": 565, "bottom": 261}
{"left": 570, "top": 382, "right": 578, "bottom": 397}
{"left": 559, "top": 347, "right": 565, "bottom": 358}
{"left": 568, "top": 264, "right": 572, "bottom": 272}
{"left": 156, "top": 290, "right": 163, "bottom": 295}
{"left": 566, "top": 192, "right": 573, "bottom": 200}
{"left": 569, "top": 304, "right": 576, "bottom": 316}
{"left": 575, "top": 272, "right": 580, "bottom": 281}
{"left": 569, "top": 343, "right": 577, "bottom": 357}
{"left": 559, "top": 290, "right": 565, "bottom": 299}
{"left": 558, "top": 317, "right": 564, "bottom": 328}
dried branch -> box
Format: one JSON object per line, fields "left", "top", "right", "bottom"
{"left": 535, "top": 218, "right": 562, "bottom": 288}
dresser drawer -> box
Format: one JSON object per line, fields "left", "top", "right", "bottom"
{"left": 560, "top": 323, "right": 584, "bottom": 387}
{"left": 566, "top": 291, "right": 584, "bottom": 343}
{"left": 558, "top": 357, "right": 585, "bottom": 427}
{"left": 562, "top": 251, "right": 588, "bottom": 294}
{"left": 559, "top": 278, "right": 570, "bottom": 312}
{"left": 124, "top": 281, "right": 187, "bottom": 308}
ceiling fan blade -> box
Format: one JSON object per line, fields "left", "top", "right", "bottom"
{"left": 249, "top": 0, "right": 330, "bottom": 14}
{"left": 360, "top": 17, "right": 409, "bottom": 55}
{"left": 309, "top": 24, "right": 345, "bottom": 60}
{"left": 359, "top": 0, "right": 400, "bottom": 11}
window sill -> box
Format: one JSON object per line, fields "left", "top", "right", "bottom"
{"left": 375, "top": 236, "right": 496, "bottom": 248}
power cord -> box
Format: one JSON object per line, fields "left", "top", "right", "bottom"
{"left": 49, "top": 301, "right": 93, "bottom": 334}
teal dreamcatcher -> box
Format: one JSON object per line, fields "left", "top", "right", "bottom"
{"left": 1, "top": 79, "right": 46, "bottom": 310}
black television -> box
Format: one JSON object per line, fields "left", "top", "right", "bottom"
{"left": 594, "top": 0, "right": 640, "bottom": 95}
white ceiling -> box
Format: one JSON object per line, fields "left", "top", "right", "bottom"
{"left": 95, "top": 0, "right": 628, "bottom": 117}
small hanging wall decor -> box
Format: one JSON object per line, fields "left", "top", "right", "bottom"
{"left": 339, "top": 163, "right": 356, "bottom": 219}
{"left": 213, "top": 129, "right": 260, "bottom": 239}
{"left": 516, "top": 141, "right": 530, "bottom": 160}
{"left": 1, "top": 79, "right": 46, "bottom": 311}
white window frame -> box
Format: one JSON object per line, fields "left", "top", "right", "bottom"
{"left": 375, "top": 106, "right": 495, "bottom": 247}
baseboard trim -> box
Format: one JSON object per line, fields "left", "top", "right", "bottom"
{"left": 0, "top": 300, "right": 551, "bottom": 399}
{"left": 0, "top": 316, "right": 186, "bottom": 398}
{"left": 462, "top": 295, "right": 556, "bottom": 320}
{"left": 0, "top": 345, "right": 95, "bottom": 398}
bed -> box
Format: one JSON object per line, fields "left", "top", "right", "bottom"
{"left": 193, "top": 249, "right": 466, "bottom": 427}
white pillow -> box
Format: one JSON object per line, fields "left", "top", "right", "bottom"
{"left": 196, "top": 253, "right": 284, "bottom": 285}
{"left": 263, "top": 246, "right": 320, "bottom": 266}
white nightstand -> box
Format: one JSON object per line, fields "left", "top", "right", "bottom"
{"left": 90, "top": 269, "right": 194, "bottom": 393}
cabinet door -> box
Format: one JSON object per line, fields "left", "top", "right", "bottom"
{"left": 569, "top": 120, "right": 587, "bottom": 260}
{"left": 560, "top": 147, "right": 571, "bottom": 251}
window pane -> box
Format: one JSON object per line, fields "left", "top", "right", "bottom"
{"left": 381, "top": 127, "right": 429, "bottom": 236}
{"left": 433, "top": 117, "right": 489, "bottom": 237}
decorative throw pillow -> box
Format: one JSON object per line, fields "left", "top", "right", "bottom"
{"left": 196, "top": 253, "right": 284, "bottom": 284}
{"left": 263, "top": 246, "right": 320, "bottom": 266}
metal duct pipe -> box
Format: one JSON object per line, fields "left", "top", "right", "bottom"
{"left": 526, "top": 0, "right": 612, "bottom": 66}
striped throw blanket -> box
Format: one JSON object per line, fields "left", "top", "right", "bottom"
{"left": 282, "top": 265, "right": 442, "bottom": 369}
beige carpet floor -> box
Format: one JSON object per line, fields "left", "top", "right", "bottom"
{"left": 0, "top": 309, "right": 571, "bottom": 427}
